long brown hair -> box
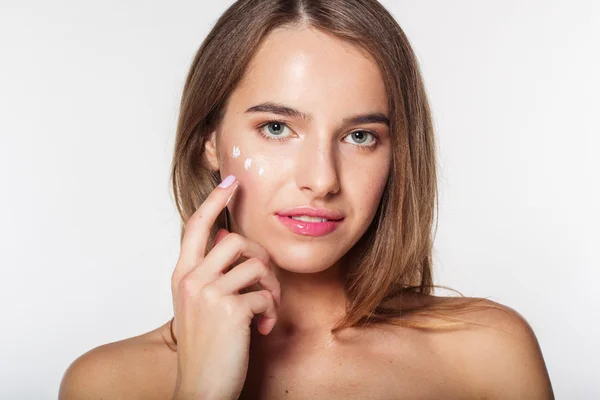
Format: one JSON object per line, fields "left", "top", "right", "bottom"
{"left": 168, "top": 0, "right": 504, "bottom": 346}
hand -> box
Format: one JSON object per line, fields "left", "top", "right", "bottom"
{"left": 170, "top": 175, "right": 281, "bottom": 400}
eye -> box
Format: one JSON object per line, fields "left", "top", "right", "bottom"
{"left": 256, "top": 120, "right": 378, "bottom": 150}
{"left": 257, "top": 120, "right": 293, "bottom": 141}
{"left": 344, "top": 130, "right": 377, "bottom": 147}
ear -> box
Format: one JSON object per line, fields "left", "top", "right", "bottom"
{"left": 203, "top": 130, "right": 220, "bottom": 171}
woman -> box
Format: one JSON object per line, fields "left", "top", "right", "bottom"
{"left": 59, "top": 0, "right": 554, "bottom": 398}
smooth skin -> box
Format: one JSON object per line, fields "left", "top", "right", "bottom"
{"left": 59, "top": 25, "right": 554, "bottom": 399}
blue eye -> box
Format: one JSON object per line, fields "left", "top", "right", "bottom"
{"left": 258, "top": 121, "right": 292, "bottom": 140}
{"left": 256, "top": 119, "right": 379, "bottom": 151}
{"left": 344, "top": 130, "right": 376, "bottom": 146}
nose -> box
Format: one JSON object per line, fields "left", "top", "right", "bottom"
{"left": 294, "top": 133, "right": 340, "bottom": 198}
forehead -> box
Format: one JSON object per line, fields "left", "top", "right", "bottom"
{"left": 230, "top": 25, "right": 388, "bottom": 116}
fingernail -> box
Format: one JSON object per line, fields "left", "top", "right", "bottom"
{"left": 219, "top": 175, "right": 236, "bottom": 188}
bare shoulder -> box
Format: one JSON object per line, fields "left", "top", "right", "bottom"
{"left": 430, "top": 296, "right": 555, "bottom": 400}
{"left": 58, "top": 321, "right": 177, "bottom": 400}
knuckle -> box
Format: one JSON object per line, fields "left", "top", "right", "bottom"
{"left": 188, "top": 209, "right": 205, "bottom": 225}
{"left": 184, "top": 212, "right": 205, "bottom": 235}
{"left": 225, "top": 232, "right": 245, "bottom": 248}
{"left": 178, "top": 276, "right": 198, "bottom": 297}
{"left": 260, "top": 290, "right": 273, "bottom": 301}
{"left": 199, "top": 285, "right": 221, "bottom": 303}
{"left": 221, "top": 297, "right": 243, "bottom": 319}
{"left": 170, "top": 271, "right": 179, "bottom": 290}
{"left": 248, "top": 258, "right": 268, "bottom": 276}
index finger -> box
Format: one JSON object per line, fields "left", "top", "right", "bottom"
{"left": 175, "top": 174, "right": 239, "bottom": 278}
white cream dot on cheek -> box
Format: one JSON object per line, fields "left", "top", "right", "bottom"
{"left": 232, "top": 145, "right": 241, "bottom": 159}
{"left": 258, "top": 167, "right": 265, "bottom": 176}
{"left": 244, "top": 158, "right": 252, "bottom": 170}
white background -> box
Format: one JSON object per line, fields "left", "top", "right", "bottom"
{"left": 1, "top": 1, "right": 598, "bottom": 398}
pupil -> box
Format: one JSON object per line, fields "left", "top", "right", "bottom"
{"left": 269, "top": 123, "right": 282, "bottom": 135}
{"left": 353, "top": 131, "right": 366, "bottom": 143}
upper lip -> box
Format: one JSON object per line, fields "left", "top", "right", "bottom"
{"left": 276, "top": 206, "right": 345, "bottom": 220}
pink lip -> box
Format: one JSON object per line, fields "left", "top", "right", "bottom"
{"left": 276, "top": 206, "right": 345, "bottom": 220}
{"left": 275, "top": 215, "right": 343, "bottom": 237}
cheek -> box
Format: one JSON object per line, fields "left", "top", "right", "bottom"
{"left": 219, "top": 144, "right": 242, "bottom": 176}
{"left": 227, "top": 152, "right": 281, "bottom": 235}
{"left": 348, "top": 160, "right": 390, "bottom": 214}
{"left": 222, "top": 144, "right": 278, "bottom": 212}
{"left": 221, "top": 143, "right": 272, "bottom": 180}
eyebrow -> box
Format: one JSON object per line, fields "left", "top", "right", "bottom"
{"left": 245, "top": 101, "right": 390, "bottom": 127}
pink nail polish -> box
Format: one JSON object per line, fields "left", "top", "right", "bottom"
{"left": 219, "top": 175, "right": 236, "bottom": 188}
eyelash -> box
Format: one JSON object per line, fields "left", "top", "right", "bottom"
{"left": 256, "top": 119, "right": 379, "bottom": 152}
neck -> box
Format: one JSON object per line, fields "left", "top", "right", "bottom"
{"left": 264, "top": 259, "right": 348, "bottom": 340}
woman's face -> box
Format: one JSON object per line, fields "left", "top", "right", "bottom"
{"left": 205, "top": 25, "right": 391, "bottom": 274}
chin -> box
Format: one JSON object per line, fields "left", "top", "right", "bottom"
{"left": 266, "top": 242, "right": 345, "bottom": 274}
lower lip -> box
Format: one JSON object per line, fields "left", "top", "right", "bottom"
{"left": 275, "top": 215, "right": 343, "bottom": 237}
